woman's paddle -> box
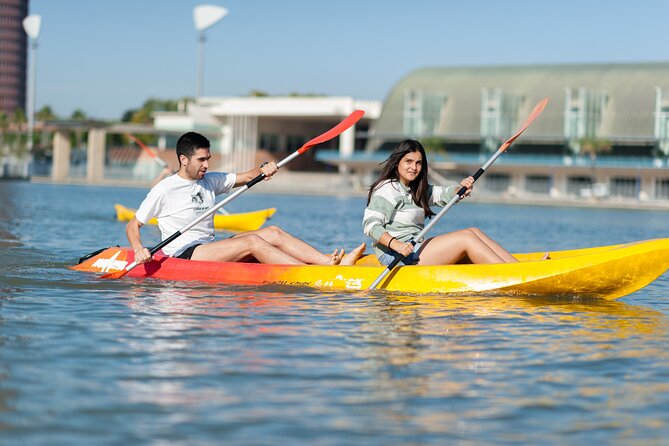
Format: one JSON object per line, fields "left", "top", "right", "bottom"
{"left": 367, "top": 98, "right": 549, "bottom": 290}
{"left": 101, "top": 109, "right": 365, "bottom": 279}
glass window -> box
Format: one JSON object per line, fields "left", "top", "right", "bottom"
{"left": 654, "top": 87, "right": 669, "bottom": 155}
{"left": 480, "top": 88, "right": 524, "bottom": 151}
{"left": 481, "top": 173, "right": 511, "bottom": 194}
{"left": 655, "top": 178, "right": 669, "bottom": 200}
{"left": 402, "top": 89, "right": 447, "bottom": 137}
{"left": 259, "top": 133, "right": 279, "bottom": 152}
{"left": 525, "top": 174, "right": 551, "bottom": 195}
{"left": 564, "top": 87, "right": 609, "bottom": 153}
{"left": 609, "top": 177, "right": 638, "bottom": 198}
{"left": 567, "top": 176, "right": 593, "bottom": 196}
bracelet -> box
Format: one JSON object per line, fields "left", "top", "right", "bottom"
{"left": 388, "top": 236, "right": 396, "bottom": 248}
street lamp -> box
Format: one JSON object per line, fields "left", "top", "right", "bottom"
{"left": 193, "top": 5, "right": 228, "bottom": 98}
{"left": 22, "top": 14, "right": 41, "bottom": 154}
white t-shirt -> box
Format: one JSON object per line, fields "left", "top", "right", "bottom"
{"left": 135, "top": 172, "right": 237, "bottom": 256}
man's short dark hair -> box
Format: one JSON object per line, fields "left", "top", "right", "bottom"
{"left": 176, "top": 132, "right": 210, "bottom": 162}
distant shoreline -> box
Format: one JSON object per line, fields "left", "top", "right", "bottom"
{"left": 29, "top": 173, "right": 669, "bottom": 212}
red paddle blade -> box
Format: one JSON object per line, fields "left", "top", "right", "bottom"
{"left": 297, "top": 110, "right": 365, "bottom": 154}
{"left": 100, "top": 269, "right": 129, "bottom": 280}
{"left": 127, "top": 134, "right": 156, "bottom": 158}
{"left": 499, "top": 98, "right": 548, "bottom": 153}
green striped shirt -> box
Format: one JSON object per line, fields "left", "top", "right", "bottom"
{"left": 362, "top": 179, "right": 458, "bottom": 258}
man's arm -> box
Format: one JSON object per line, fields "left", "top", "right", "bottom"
{"left": 233, "top": 161, "right": 278, "bottom": 187}
{"left": 125, "top": 217, "right": 152, "bottom": 264}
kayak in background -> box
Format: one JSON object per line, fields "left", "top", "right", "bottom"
{"left": 114, "top": 203, "right": 276, "bottom": 233}
{"left": 71, "top": 238, "right": 669, "bottom": 300}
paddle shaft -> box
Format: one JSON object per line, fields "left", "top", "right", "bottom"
{"left": 107, "top": 110, "right": 365, "bottom": 278}
{"left": 367, "top": 98, "right": 548, "bottom": 290}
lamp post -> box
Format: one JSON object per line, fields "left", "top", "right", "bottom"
{"left": 193, "top": 5, "right": 228, "bottom": 98}
{"left": 22, "top": 14, "right": 41, "bottom": 155}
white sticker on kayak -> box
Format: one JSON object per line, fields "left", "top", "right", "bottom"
{"left": 92, "top": 250, "right": 128, "bottom": 272}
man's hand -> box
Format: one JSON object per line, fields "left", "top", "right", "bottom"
{"left": 133, "top": 247, "right": 152, "bottom": 264}
{"left": 260, "top": 161, "right": 278, "bottom": 180}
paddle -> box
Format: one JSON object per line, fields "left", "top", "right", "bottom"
{"left": 367, "top": 98, "right": 549, "bottom": 290}
{"left": 101, "top": 109, "right": 366, "bottom": 279}
{"left": 126, "top": 133, "right": 169, "bottom": 169}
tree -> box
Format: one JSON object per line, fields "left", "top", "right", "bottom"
{"left": 121, "top": 97, "right": 191, "bottom": 124}
{"left": 71, "top": 109, "right": 87, "bottom": 120}
{"left": 36, "top": 105, "right": 58, "bottom": 122}
{"left": 578, "top": 137, "right": 612, "bottom": 197}
{"left": 0, "top": 112, "right": 8, "bottom": 148}
{"left": 248, "top": 89, "right": 269, "bottom": 97}
{"left": 579, "top": 137, "right": 612, "bottom": 163}
{"left": 421, "top": 136, "right": 447, "bottom": 155}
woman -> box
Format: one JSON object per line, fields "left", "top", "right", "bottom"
{"left": 362, "top": 139, "right": 519, "bottom": 266}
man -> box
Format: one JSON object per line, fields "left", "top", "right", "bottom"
{"left": 127, "top": 132, "right": 365, "bottom": 265}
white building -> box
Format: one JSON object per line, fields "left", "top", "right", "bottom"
{"left": 153, "top": 96, "right": 381, "bottom": 172}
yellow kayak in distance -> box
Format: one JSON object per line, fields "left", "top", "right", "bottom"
{"left": 72, "top": 238, "right": 669, "bottom": 300}
{"left": 114, "top": 203, "right": 276, "bottom": 233}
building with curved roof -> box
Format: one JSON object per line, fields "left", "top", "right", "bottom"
{"left": 316, "top": 62, "right": 669, "bottom": 206}
{"left": 367, "top": 62, "right": 669, "bottom": 156}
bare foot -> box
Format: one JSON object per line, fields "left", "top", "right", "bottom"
{"left": 327, "top": 249, "right": 344, "bottom": 265}
{"left": 340, "top": 243, "right": 366, "bottom": 266}
{"left": 541, "top": 252, "right": 551, "bottom": 260}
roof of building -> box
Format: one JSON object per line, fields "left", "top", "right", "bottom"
{"left": 371, "top": 62, "right": 669, "bottom": 147}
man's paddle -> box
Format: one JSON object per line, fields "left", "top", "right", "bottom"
{"left": 101, "top": 109, "right": 365, "bottom": 279}
{"left": 367, "top": 98, "right": 549, "bottom": 290}
{"left": 126, "top": 134, "right": 169, "bottom": 169}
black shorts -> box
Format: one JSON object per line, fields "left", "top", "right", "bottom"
{"left": 175, "top": 244, "right": 201, "bottom": 260}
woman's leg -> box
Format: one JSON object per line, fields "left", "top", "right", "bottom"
{"left": 468, "top": 227, "right": 517, "bottom": 262}
{"left": 416, "top": 228, "right": 515, "bottom": 265}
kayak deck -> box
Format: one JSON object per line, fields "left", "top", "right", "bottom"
{"left": 70, "top": 238, "right": 669, "bottom": 300}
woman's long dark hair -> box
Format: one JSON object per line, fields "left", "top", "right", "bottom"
{"left": 367, "top": 139, "right": 434, "bottom": 218}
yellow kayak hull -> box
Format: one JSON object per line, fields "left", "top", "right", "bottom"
{"left": 114, "top": 203, "right": 276, "bottom": 232}
{"left": 71, "top": 238, "right": 669, "bottom": 300}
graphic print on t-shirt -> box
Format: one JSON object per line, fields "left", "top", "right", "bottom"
{"left": 191, "top": 191, "right": 204, "bottom": 204}
{"left": 191, "top": 191, "right": 208, "bottom": 212}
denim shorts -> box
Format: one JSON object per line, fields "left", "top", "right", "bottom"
{"left": 376, "top": 242, "right": 422, "bottom": 266}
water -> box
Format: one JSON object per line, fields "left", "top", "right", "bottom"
{"left": 1, "top": 181, "right": 669, "bottom": 445}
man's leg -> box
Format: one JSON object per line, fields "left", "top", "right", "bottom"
{"left": 237, "top": 226, "right": 366, "bottom": 265}
{"left": 191, "top": 234, "right": 305, "bottom": 264}
{"left": 234, "top": 226, "right": 332, "bottom": 264}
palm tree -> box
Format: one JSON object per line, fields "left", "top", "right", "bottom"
{"left": 579, "top": 137, "right": 612, "bottom": 197}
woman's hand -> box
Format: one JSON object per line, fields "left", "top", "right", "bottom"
{"left": 459, "top": 176, "right": 474, "bottom": 197}
{"left": 392, "top": 240, "right": 415, "bottom": 257}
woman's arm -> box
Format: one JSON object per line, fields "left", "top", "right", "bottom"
{"left": 430, "top": 176, "right": 474, "bottom": 206}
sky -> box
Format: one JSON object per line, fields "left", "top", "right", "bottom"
{"left": 28, "top": 0, "right": 669, "bottom": 120}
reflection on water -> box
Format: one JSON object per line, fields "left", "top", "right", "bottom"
{"left": 1, "top": 181, "right": 669, "bottom": 443}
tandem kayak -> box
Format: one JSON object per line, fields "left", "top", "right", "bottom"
{"left": 70, "top": 238, "right": 669, "bottom": 300}
{"left": 114, "top": 203, "right": 276, "bottom": 233}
